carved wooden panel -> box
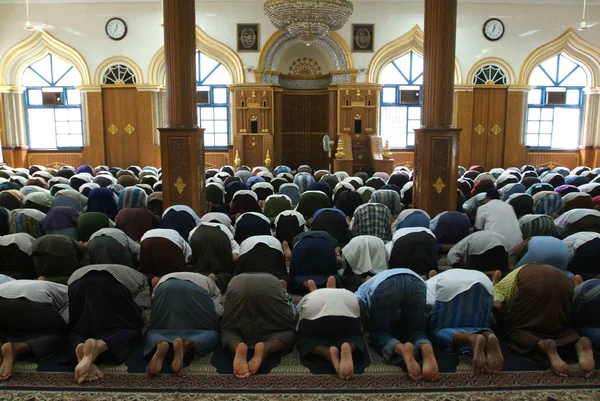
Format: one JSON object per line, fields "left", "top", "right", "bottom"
{"left": 281, "top": 132, "right": 328, "bottom": 170}
{"left": 485, "top": 88, "right": 507, "bottom": 168}
{"left": 167, "top": 136, "right": 191, "bottom": 206}
{"left": 470, "top": 88, "right": 489, "bottom": 167}
{"left": 243, "top": 135, "right": 264, "bottom": 167}
{"left": 455, "top": 90, "right": 474, "bottom": 168}
{"left": 391, "top": 151, "right": 415, "bottom": 168}
{"left": 527, "top": 152, "right": 580, "bottom": 170}
{"left": 82, "top": 91, "right": 105, "bottom": 167}
{"left": 282, "top": 94, "right": 328, "bottom": 133}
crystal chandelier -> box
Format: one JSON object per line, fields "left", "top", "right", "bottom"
{"left": 264, "top": 0, "right": 354, "bottom": 45}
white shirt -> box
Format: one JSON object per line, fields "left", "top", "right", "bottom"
{"left": 0, "top": 280, "right": 69, "bottom": 323}
{"left": 141, "top": 229, "right": 192, "bottom": 262}
{"left": 297, "top": 288, "right": 360, "bottom": 327}
{"left": 554, "top": 209, "right": 600, "bottom": 230}
{"left": 238, "top": 235, "right": 282, "bottom": 257}
{"left": 426, "top": 269, "right": 494, "bottom": 307}
{"left": 563, "top": 232, "right": 600, "bottom": 261}
{"left": 475, "top": 199, "right": 522, "bottom": 249}
{"left": 447, "top": 231, "right": 508, "bottom": 267}
{"left": 89, "top": 228, "right": 140, "bottom": 256}
{"left": 155, "top": 272, "right": 223, "bottom": 316}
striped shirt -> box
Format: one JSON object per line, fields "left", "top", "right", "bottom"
{"left": 0, "top": 280, "right": 69, "bottom": 323}
{"left": 426, "top": 269, "right": 494, "bottom": 306}
{"left": 68, "top": 264, "right": 151, "bottom": 310}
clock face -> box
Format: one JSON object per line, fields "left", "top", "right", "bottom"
{"left": 106, "top": 18, "right": 127, "bottom": 41}
{"left": 483, "top": 18, "right": 504, "bottom": 41}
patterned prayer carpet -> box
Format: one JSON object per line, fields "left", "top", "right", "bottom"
{"left": 1, "top": 344, "right": 599, "bottom": 401}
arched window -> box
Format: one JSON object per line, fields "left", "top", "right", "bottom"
{"left": 23, "top": 54, "right": 83, "bottom": 149}
{"left": 526, "top": 53, "right": 588, "bottom": 149}
{"left": 473, "top": 64, "right": 507, "bottom": 85}
{"left": 102, "top": 64, "right": 137, "bottom": 84}
{"left": 196, "top": 51, "right": 231, "bottom": 148}
{"left": 379, "top": 51, "right": 422, "bottom": 148}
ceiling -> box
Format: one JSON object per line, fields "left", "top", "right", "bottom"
{"left": 0, "top": 0, "right": 598, "bottom": 5}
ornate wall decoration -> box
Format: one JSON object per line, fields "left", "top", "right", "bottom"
{"left": 288, "top": 58, "right": 322, "bottom": 76}
{"left": 257, "top": 31, "right": 354, "bottom": 84}
{"left": 472, "top": 64, "right": 507, "bottom": 85}
{"left": 102, "top": 64, "right": 138, "bottom": 85}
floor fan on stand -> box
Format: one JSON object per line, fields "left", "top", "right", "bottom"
{"left": 323, "top": 135, "right": 331, "bottom": 172}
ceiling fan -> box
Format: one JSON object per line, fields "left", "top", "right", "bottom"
{"left": 24, "top": 0, "right": 55, "bottom": 31}
{"left": 576, "top": 0, "right": 598, "bottom": 31}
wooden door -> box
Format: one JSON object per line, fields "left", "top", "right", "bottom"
{"left": 485, "top": 88, "right": 507, "bottom": 168}
{"left": 102, "top": 88, "right": 139, "bottom": 167}
{"left": 470, "top": 87, "right": 507, "bottom": 168}
{"left": 470, "top": 88, "right": 489, "bottom": 167}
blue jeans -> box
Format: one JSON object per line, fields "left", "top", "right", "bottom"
{"left": 368, "top": 274, "right": 430, "bottom": 363}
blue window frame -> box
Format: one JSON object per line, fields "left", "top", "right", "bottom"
{"left": 526, "top": 53, "right": 588, "bottom": 149}
{"left": 23, "top": 54, "right": 83, "bottom": 149}
{"left": 196, "top": 51, "right": 232, "bottom": 148}
{"left": 379, "top": 51, "right": 423, "bottom": 149}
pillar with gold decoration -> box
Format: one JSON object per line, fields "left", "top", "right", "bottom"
{"left": 158, "top": 0, "right": 207, "bottom": 215}
{"left": 413, "top": 0, "right": 461, "bottom": 216}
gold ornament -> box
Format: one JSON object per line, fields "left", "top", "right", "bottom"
{"left": 234, "top": 150, "right": 241, "bottom": 167}
{"left": 335, "top": 139, "right": 346, "bottom": 160}
{"left": 174, "top": 176, "right": 187, "bottom": 195}
{"left": 265, "top": 149, "right": 272, "bottom": 167}
{"left": 433, "top": 176, "right": 447, "bottom": 194}
{"left": 382, "top": 140, "right": 392, "bottom": 160}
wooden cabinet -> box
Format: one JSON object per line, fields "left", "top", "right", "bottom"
{"left": 102, "top": 87, "right": 140, "bottom": 167}
{"left": 470, "top": 87, "right": 507, "bottom": 168}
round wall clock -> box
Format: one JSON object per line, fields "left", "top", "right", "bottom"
{"left": 483, "top": 18, "right": 504, "bottom": 41}
{"left": 106, "top": 17, "right": 127, "bottom": 41}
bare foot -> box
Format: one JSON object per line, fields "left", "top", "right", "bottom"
{"left": 573, "top": 275, "right": 584, "bottom": 287}
{"left": 233, "top": 343, "right": 250, "bottom": 379}
{"left": 282, "top": 241, "right": 292, "bottom": 260}
{"left": 329, "top": 346, "right": 341, "bottom": 376}
{"left": 147, "top": 341, "right": 169, "bottom": 377}
{"left": 537, "top": 339, "right": 569, "bottom": 377}
{"left": 306, "top": 280, "right": 318, "bottom": 292}
{"left": 248, "top": 342, "right": 264, "bottom": 375}
{"left": 209, "top": 273, "right": 217, "bottom": 282}
{"left": 74, "top": 339, "right": 105, "bottom": 384}
{"left": 576, "top": 337, "right": 595, "bottom": 378}
{"left": 279, "top": 280, "right": 287, "bottom": 292}
{"left": 484, "top": 333, "right": 504, "bottom": 374}
{"left": 491, "top": 270, "right": 502, "bottom": 285}
{"left": 394, "top": 342, "right": 421, "bottom": 381}
{"left": 0, "top": 343, "right": 20, "bottom": 380}
{"left": 326, "top": 276, "right": 336, "bottom": 289}
{"left": 172, "top": 338, "right": 193, "bottom": 377}
{"left": 338, "top": 342, "right": 354, "bottom": 380}
{"left": 421, "top": 344, "right": 439, "bottom": 381}
{"left": 471, "top": 334, "right": 487, "bottom": 376}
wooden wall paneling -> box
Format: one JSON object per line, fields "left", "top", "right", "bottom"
{"left": 119, "top": 89, "right": 140, "bottom": 167}
{"left": 273, "top": 89, "right": 283, "bottom": 167}
{"left": 470, "top": 88, "right": 489, "bottom": 167}
{"left": 205, "top": 152, "right": 229, "bottom": 169}
{"left": 454, "top": 88, "right": 474, "bottom": 168}
{"left": 27, "top": 152, "right": 83, "bottom": 168}
{"left": 281, "top": 132, "right": 329, "bottom": 170}
{"left": 485, "top": 88, "right": 507, "bottom": 168}
{"left": 527, "top": 151, "right": 580, "bottom": 170}
{"left": 391, "top": 151, "right": 415, "bottom": 169}
{"left": 82, "top": 91, "right": 105, "bottom": 167}
{"left": 136, "top": 90, "right": 156, "bottom": 168}
{"left": 102, "top": 88, "right": 124, "bottom": 166}
{"left": 504, "top": 89, "right": 529, "bottom": 168}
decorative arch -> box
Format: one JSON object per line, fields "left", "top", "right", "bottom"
{"left": 148, "top": 26, "right": 244, "bottom": 85}
{"left": 519, "top": 28, "right": 600, "bottom": 87}
{"left": 94, "top": 56, "right": 143, "bottom": 85}
{"left": 0, "top": 31, "right": 91, "bottom": 86}
{"left": 466, "top": 57, "right": 516, "bottom": 85}
{"left": 367, "top": 25, "right": 462, "bottom": 85}
{"left": 257, "top": 30, "right": 354, "bottom": 83}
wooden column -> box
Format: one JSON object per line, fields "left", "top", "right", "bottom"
{"left": 414, "top": 0, "right": 460, "bottom": 216}
{"left": 159, "top": 0, "right": 206, "bottom": 215}
{"left": 79, "top": 86, "right": 105, "bottom": 167}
